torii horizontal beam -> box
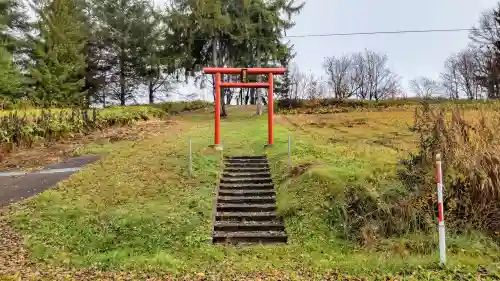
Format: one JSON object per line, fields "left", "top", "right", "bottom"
{"left": 203, "top": 67, "right": 286, "bottom": 75}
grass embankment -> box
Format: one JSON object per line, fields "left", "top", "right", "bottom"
{"left": 4, "top": 106, "right": 500, "bottom": 280}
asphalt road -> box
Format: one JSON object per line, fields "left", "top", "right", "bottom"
{"left": 0, "top": 155, "right": 100, "bottom": 207}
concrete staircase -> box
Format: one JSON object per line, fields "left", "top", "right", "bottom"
{"left": 212, "top": 155, "right": 287, "bottom": 244}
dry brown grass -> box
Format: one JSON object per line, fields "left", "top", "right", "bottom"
{"left": 404, "top": 103, "right": 500, "bottom": 236}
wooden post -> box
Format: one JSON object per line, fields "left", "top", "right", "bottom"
{"left": 268, "top": 73, "right": 274, "bottom": 145}
{"left": 215, "top": 72, "right": 221, "bottom": 147}
{"left": 188, "top": 137, "right": 192, "bottom": 177}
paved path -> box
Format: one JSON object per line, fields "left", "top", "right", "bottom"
{"left": 0, "top": 155, "right": 100, "bottom": 207}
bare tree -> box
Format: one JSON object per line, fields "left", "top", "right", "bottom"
{"left": 441, "top": 48, "right": 483, "bottom": 100}
{"left": 352, "top": 52, "right": 368, "bottom": 99}
{"left": 363, "top": 50, "right": 400, "bottom": 101}
{"left": 323, "top": 50, "right": 399, "bottom": 101}
{"left": 317, "top": 79, "right": 328, "bottom": 98}
{"left": 409, "top": 76, "right": 442, "bottom": 99}
{"left": 288, "top": 63, "right": 305, "bottom": 100}
{"left": 323, "top": 54, "right": 359, "bottom": 99}
{"left": 469, "top": 4, "right": 500, "bottom": 98}
{"left": 304, "top": 73, "right": 321, "bottom": 100}
{"left": 475, "top": 46, "right": 500, "bottom": 98}
{"left": 456, "top": 48, "right": 483, "bottom": 99}
{"left": 285, "top": 65, "right": 325, "bottom": 100}
{"left": 332, "top": 50, "right": 399, "bottom": 100}
{"left": 469, "top": 3, "right": 500, "bottom": 46}
{"left": 441, "top": 56, "right": 460, "bottom": 99}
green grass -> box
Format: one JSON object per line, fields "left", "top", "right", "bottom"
{"left": 7, "top": 106, "right": 500, "bottom": 279}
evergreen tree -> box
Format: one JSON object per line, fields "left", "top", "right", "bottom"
{"left": 0, "top": 43, "right": 22, "bottom": 99}
{"left": 90, "top": 0, "right": 153, "bottom": 105}
{"left": 0, "top": 0, "right": 30, "bottom": 53}
{"left": 167, "top": 0, "right": 304, "bottom": 115}
{"left": 136, "top": 3, "right": 174, "bottom": 104}
{"left": 274, "top": 42, "right": 295, "bottom": 99}
{"left": 29, "top": 0, "right": 87, "bottom": 107}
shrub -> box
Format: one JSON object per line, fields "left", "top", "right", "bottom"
{"left": 0, "top": 106, "right": 166, "bottom": 151}
{"left": 0, "top": 100, "right": 211, "bottom": 152}
{"left": 400, "top": 102, "right": 500, "bottom": 236}
{"left": 328, "top": 101, "right": 500, "bottom": 245}
{"left": 152, "top": 100, "right": 211, "bottom": 114}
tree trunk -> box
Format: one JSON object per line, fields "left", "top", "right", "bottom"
{"left": 213, "top": 34, "right": 227, "bottom": 117}
{"left": 250, "top": 88, "right": 256, "bottom": 104}
{"left": 220, "top": 78, "right": 227, "bottom": 117}
{"left": 102, "top": 90, "right": 106, "bottom": 108}
{"left": 148, "top": 80, "right": 154, "bottom": 104}
{"left": 119, "top": 48, "right": 126, "bottom": 106}
{"left": 226, "top": 90, "right": 232, "bottom": 104}
{"left": 256, "top": 48, "right": 263, "bottom": 115}
{"left": 83, "top": 78, "right": 92, "bottom": 108}
{"left": 245, "top": 89, "right": 250, "bottom": 105}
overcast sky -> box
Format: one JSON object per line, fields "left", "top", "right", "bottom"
{"left": 287, "top": 0, "right": 498, "bottom": 89}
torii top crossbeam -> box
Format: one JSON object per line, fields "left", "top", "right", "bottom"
{"left": 203, "top": 67, "right": 286, "bottom": 75}
{"left": 203, "top": 67, "right": 286, "bottom": 148}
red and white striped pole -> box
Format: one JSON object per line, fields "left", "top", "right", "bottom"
{"left": 435, "top": 153, "right": 446, "bottom": 265}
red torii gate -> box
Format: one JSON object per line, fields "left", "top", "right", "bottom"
{"left": 203, "top": 67, "right": 286, "bottom": 148}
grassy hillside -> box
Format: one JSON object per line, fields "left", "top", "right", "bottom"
{"left": 2, "top": 105, "right": 500, "bottom": 280}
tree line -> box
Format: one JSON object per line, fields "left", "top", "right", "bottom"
{"left": 0, "top": 0, "right": 304, "bottom": 111}
{"left": 321, "top": 49, "right": 400, "bottom": 101}
{"left": 282, "top": 49, "right": 401, "bottom": 101}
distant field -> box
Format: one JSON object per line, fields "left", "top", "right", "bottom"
{"left": 280, "top": 110, "right": 417, "bottom": 156}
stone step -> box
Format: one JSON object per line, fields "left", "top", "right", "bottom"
{"left": 214, "top": 221, "right": 285, "bottom": 232}
{"left": 225, "top": 160, "right": 268, "bottom": 165}
{"left": 219, "top": 183, "right": 274, "bottom": 190}
{"left": 225, "top": 163, "right": 269, "bottom": 169}
{"left": 215, "top": 211, "right": 278, "bottom": 222}
{"left": 222, "top": 172, "right": 271, "bottom": 178}
{"left": 217, "top": 196, "right": 275, "bottom": 204}
{"left": 220, "top": 177, "right": 272, "bottom": 184}
{"left": 218, "top": 189, "right": 275, "bottom": 197}
{"left": 212, "top": 231, "right": 287, "bottom": 244}
{"left": 224, "top": 167, "right": 269, "bottom": 173}
{"left": 216, "top": 203, "right": 276, "bottom": 212}
{"left": 213, "top": 155, "right": 286, "bottom": 245}
{"left": 225, "top": 156, "right": 267, "bottom": 160}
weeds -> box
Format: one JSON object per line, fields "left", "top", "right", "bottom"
{"left": 335, "top": 101, "right": 500, "bottom": 245}
{"left": 0, "top": 101, "right": 210, "bottom": 152}
{"left": 0, "top": 107, "right": 163, "bottom": 152}
{"left": 401, "top": 102, "right": 500, "bottom": 237}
